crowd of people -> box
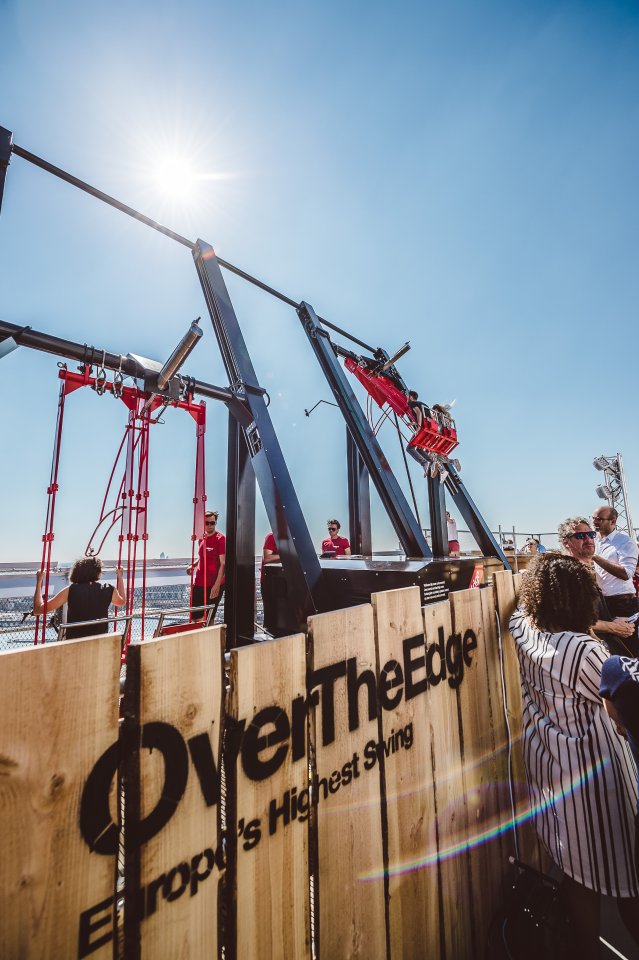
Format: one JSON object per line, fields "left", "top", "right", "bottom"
{"left": 31, "top": 512, "right": 357, "bottom": 639}
{"left": 31, "top": 491, "right": 639, "bottom": 951}
{"left": 511, "top": 505, "right": 639, "bottom": 957}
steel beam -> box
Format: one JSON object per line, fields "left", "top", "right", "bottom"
{"left": 226, "top": 413, "right": 257, "bottom": 647}
{"left": 347, "top": 428, "right": 372, "bottom": 555}
{"left": 0, "top": 126, "right": 12, "bottom": 214}
{"left": 427, "top": 474, "right": 448, "bottom": 557}
{"left": 193, "top": 241, "right": 324, "bottom": 631}
{"left": 0, "top": 319, "right": 235, "bottom": 405}
{"left": 298, "top": 301, "right": 431, "bottom": 559}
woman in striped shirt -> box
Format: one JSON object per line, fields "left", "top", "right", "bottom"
{"left": 510, "top": 553, "right": 639, "bottom": 959}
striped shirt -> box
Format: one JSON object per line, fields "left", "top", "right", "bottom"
{"left": 510, "top": 611, "right": 638, "bottom": 896}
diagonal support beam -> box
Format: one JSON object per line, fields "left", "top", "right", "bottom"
{"left": 193, "top": 241, "right": 324, "bottom": 632}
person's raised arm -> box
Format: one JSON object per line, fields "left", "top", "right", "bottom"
{"left": 112, "top": 566, "right": 127, "bottom": 607}
{"left": 33, "top": 570, "right": 69, "bottom": 616}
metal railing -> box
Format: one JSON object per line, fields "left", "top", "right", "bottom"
{"left": 153, "top": 603, "right": 217, "bottom": 636}
{"left": 57, "top": 613, "right": 132, "bottom": 644}
{"left": 0, "top": 583, "right": 248, "bottom": 650}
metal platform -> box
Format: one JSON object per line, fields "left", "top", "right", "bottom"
{"left": 262, "top": 555, "right": 505, "bottom": 636}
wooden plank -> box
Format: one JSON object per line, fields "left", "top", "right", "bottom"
{"left": 229, "top": 633, "right": 311, "bottom": 960}
{"left": 0, "top": 634, "right": 121, "bottom": 960}
{"left": 422, "top": 598, "right": 471, "bottom": 960}
{"left": 479, "top": 584, "right": 516, "bottom": 884}
{"left": 130, "top": 625, "right": 225, "bottom": 960}
{"left": 371, "top": 586, "right": 439, "bottom": 960}
{"left": 308, "top": 604, "right": 386, "bottom": 960}
{"left": 493, "top": 570, "right": 542, "bottom": 871}
{"left": 449, "top": 588, "right": 510, "bottom": 952}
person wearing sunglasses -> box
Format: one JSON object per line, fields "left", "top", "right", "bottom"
{"left": 591, "top": 506, "right": 639, "bottom": 619}
{"left": 320, "top": 519, "right": 351, "bottom": 558}
{"left": 187, "top": 510, "right": 225, "bottom": 621}
{"left": 559, "top": 516, "right": 636, "bottom": 654}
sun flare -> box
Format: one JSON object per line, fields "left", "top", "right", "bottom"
{"left": 153, "top": 155, "right": 196, "bottom": 200}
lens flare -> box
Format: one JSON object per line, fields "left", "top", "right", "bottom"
{"left": 356, "top": 756, "right": 607, "bottom": 881}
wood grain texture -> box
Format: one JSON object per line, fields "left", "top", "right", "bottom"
{"left": 493, "top": 570, "right": 543, "bottom": 871}
{"left": 450, "top": 587, "right": 510, "bottom": 952}
{"left": 308, "top": 604, "right": 386, "bottom": 960}
{"left": 372, "top": 586, "right": 438, "bottom": 960}
{"left": 422, "top": 598, "right": 469, "bottom": 960}
{"left": 479, "top": 584, "right": 516, "bottom": 886}
{"left": 229, "top": 633, "right": 311, "bottom": 960}
{"left": 134, "top": 625, "right": 225, "bottom": 960}
{"left": 0, "top": 634, "right": 121, "bottom": 960}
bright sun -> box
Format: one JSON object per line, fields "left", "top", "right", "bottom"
{"left": 153, "top": 156, "right": 196, "bottom": 200}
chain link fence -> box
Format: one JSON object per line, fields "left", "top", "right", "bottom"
{"left": 0, "top": 572, "right": 269, "bottom": 651}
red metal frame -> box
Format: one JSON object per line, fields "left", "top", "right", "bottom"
{"left": 36, "top": 365, "right": 206, "bottom": 647}
{"left": 189, "top": 415, "right": 207, "bottom": 614}
{"left": 344, "top": 356, "right": 410, "bottom": 417}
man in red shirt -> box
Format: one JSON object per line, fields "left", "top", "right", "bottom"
{"left": 188, "top": 510, "right": 226, "bottom": 621}
{"left": 321, "top": 519, "right": 351, "bottom": 558}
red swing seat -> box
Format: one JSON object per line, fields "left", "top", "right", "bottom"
{"left": 408, "top": 417, "right": 459, "bottom": 456}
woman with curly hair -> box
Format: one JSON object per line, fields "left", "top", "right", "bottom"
{"left": 510, "top": 552, "right": 639, "bottom": 958}
{"left": 34, "top": 557, "right": 126, "bottom": 641}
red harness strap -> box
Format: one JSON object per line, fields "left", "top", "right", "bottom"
{"left": 36, "top": 378, "right": 66, "bottom": 644}
{"left": 118, "top": 393, "right": 158, "bottom": 648}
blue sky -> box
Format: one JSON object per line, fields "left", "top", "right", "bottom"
{"left": 0, "top": 0, "right": 638, "bottom": 561}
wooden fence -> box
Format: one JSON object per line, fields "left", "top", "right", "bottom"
{"left": 0, "top": 570, "right": 543, "bottom": 959}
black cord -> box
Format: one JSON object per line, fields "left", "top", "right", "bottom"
{"left": 393, "top": 411, "right": 422, "bottom": 530}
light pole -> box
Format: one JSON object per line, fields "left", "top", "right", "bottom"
{"left": 593, "top": 453, "right": 634, "bottom": 535}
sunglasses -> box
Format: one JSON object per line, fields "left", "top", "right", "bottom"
{"left": 328, "top": 526, "right": 338, "bottom": 531}
{"left": 205, "top": 520, "right": 216, "bottom": 526}
{"left": 567, "top": 531, "right": 596, "bottom": 541}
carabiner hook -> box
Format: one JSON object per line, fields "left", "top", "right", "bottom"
{"left": 94, "top": 349, "right": 107, "bottom": 396}
{"left": 113, "top": 357, "right": 124, "bottom": 399}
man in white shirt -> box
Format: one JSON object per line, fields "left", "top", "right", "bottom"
{"left": 559, "top": 515, "right": 636, "bottom": 652}
{"left": 446, "top": 511, "right": 460, "bottom": 556}
{"left": 592, "top": 506, "right": 639, "bottom": 618}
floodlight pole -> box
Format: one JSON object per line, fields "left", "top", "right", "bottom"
{"left": 594, "top": 453, "right": 634, "bottom": 535}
